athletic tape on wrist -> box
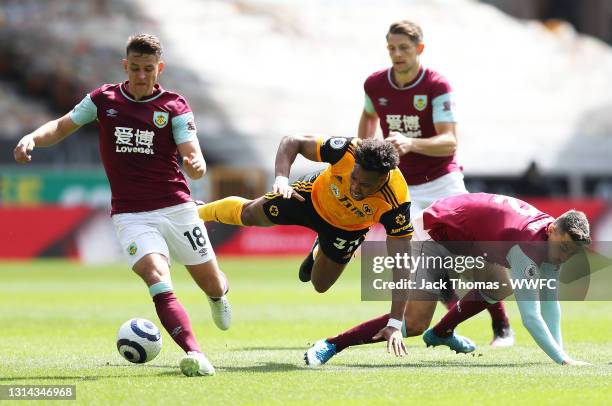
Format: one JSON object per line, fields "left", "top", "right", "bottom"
{"left": 386, "top": 318, "right": 403, "bottom": 330}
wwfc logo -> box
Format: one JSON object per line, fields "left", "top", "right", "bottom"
{"left": 269, "top": 205, "right": 279, "bottom": 217}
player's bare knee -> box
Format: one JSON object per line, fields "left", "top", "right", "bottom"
{"left": 133, "top": 266, "right": 166, "bottom": 285}
{"left": 241, "top": 199, "right": 268, "bottom": 226}
{"left": 404, "top": 322, "right": 428, "bottom": 337}
{"left": 240, "top": 200, "right": 255, "bottom": 225}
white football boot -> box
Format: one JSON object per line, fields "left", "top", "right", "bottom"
{"left": 207, "top": 295, "right": 232, "bottom": 331}
{"left": 490, "top": 325, "right": 515, "bottom": 347}
{"left": 180, "top": 351, "right": 215, "bottom": 376}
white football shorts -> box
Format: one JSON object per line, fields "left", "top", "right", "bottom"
{"left": 112, "top": 202, "right": 215, "bottom": 268}
{"left": 409, "top": 171, "right": 468, "bottom": 218}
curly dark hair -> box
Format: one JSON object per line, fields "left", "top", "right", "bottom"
{"left": 126, "top": 34, "right": 162, "bottom": 58}
{"left": 354, "top": 139, "right": 399, "bottom": 174}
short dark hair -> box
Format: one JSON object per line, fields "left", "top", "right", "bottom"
{"left": 126, "top": 34, "right": 162, "bottom": 58}
{"left": 387, "top": 20, "right": 423, "bottom": 45}
{"left": 354, "top": 139, "right": 399, "bottom": 174}
{"left": 554, "top": 210, "right": 591, "bottom": 245}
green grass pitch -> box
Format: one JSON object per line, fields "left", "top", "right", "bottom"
{"left": 1, "top": 257, "right": 611, "bottom": 405}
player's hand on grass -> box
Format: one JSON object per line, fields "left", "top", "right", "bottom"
{"left": 14, "top": 135, "right": 35, "bottom": 163}
{"left": 373, "top": 326, "right": 407, "bottom": 357}
{"left": 273, "top": 176, "right": 305, "bottom": 201}
{"left": 183, "top": 152, "right": 205, "bottom": 179}
{"left": 386, "top": 131, "right": 413, "bottom": 156}
{"left": 562, "top": 358, "right": 591, "bottom": 366}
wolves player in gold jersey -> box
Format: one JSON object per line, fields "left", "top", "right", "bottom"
{"left": 199, "top": 135, "right": 413, "bottom": 348}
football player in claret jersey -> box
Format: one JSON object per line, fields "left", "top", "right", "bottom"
{"left": 358, "top": 20, "right": 513, "bottom": 345}
{"left": 199, "top": 135, "right": 414, "bottom": 345}
{"left": 13, "top": 34, "right": 229, "bottom": 377}
{"left": 305, "top": 193, "right": 591, "bottom": 366}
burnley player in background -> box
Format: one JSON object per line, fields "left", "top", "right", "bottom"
{"left": 357, "top": 20, "right": 512, "bottom": 346}
{"left": 305, "top": 193, "right": 591, "bottom": 366}
{"left": 13, "top": 34, "right": 229, "bottom": 377}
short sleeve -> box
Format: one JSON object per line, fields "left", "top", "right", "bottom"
{"left": 364, "top": 93, "right": 376, "bottom": 114}
{"left": 69, "top": 94, "right": 97, "bottom": 125}
{"left": 318, "top": 137, "right": 356, "bottom": 164}
{"left": 432, "top": 93, "right": 456, "bottom": 123}
{"left": 380, "top": 202, "right": 413, "bottom": 238}
{"left": 430, "top": 73, "right": 456, "bottom": 123}
{"left": 171, "top": 112, "right": 197, "bottom": 144}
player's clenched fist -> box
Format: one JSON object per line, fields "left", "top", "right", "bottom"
{"left": 386, "top": 131, "right": 413, "bottom": 156}
{"left": 14, "top": 135, "right": 35, "bottom": 163}
{"left": 183, "top": 152, "right": 205, "bottom": 179}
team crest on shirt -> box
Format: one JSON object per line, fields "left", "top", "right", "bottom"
{"left": 363, "top": 204, "right": 373, "bottom": 216}
{"left": 330, "top": 184, "right": 340, "bottom": 197}
{"left": 127, "top": 242, "right": 138, "bottom": 256}
{"left": 413, "top": 95, "right": 427, "bottom": 111}
{"left": 153, "top": 111, "right": 169, "bottom": 128}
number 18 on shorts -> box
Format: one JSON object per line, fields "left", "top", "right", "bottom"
{"left": 112, "top": 202, "right": 215, "bottom": 267}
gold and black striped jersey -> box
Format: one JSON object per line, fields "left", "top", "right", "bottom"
{"left": 308, "top": 137, "right": 413, "bottom": 237}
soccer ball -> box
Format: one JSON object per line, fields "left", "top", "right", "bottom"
{"left": 116, "top": 318, "right": 162, "bottom": 363}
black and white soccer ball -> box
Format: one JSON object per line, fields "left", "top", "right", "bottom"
{"left": 116, "top": 318, "right": 162, "bottom": 363}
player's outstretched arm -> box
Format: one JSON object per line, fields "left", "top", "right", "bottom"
{"left": 271, "top": 134, "right": 320, "bottom": 200}
{"left": 538, "top": 264, "right": 563, "bottom": 347}
{"left": 372, "top": 235, "right": 412, "bottom": 357}
{"left": 13, "top": 113, "right": 80, "bottom": 163}
{"left": 178, "top": 138, "right": 206, "bottom": 179}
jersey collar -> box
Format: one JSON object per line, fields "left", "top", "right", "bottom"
{"left": 387, "top": 66, "right": 426, "bottom": 91}
{"left": 120, "top": 81, "right": 165, "bottom": 103}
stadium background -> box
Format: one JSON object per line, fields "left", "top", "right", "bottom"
{"left": 1, "top": 0, "right": 611, "bottom": 261}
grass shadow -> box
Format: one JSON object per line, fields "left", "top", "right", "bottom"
{"left": 337, "top": 360, "right": 547, "bottom": 369}
{"left": 217, "top": 362, "right": 305, "bottom": 373}
{"left": 234, "top": 346, "right": 307, "bottom": 351}
{"left": 0, "top": 376, "right": 101, "bottom": 382}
